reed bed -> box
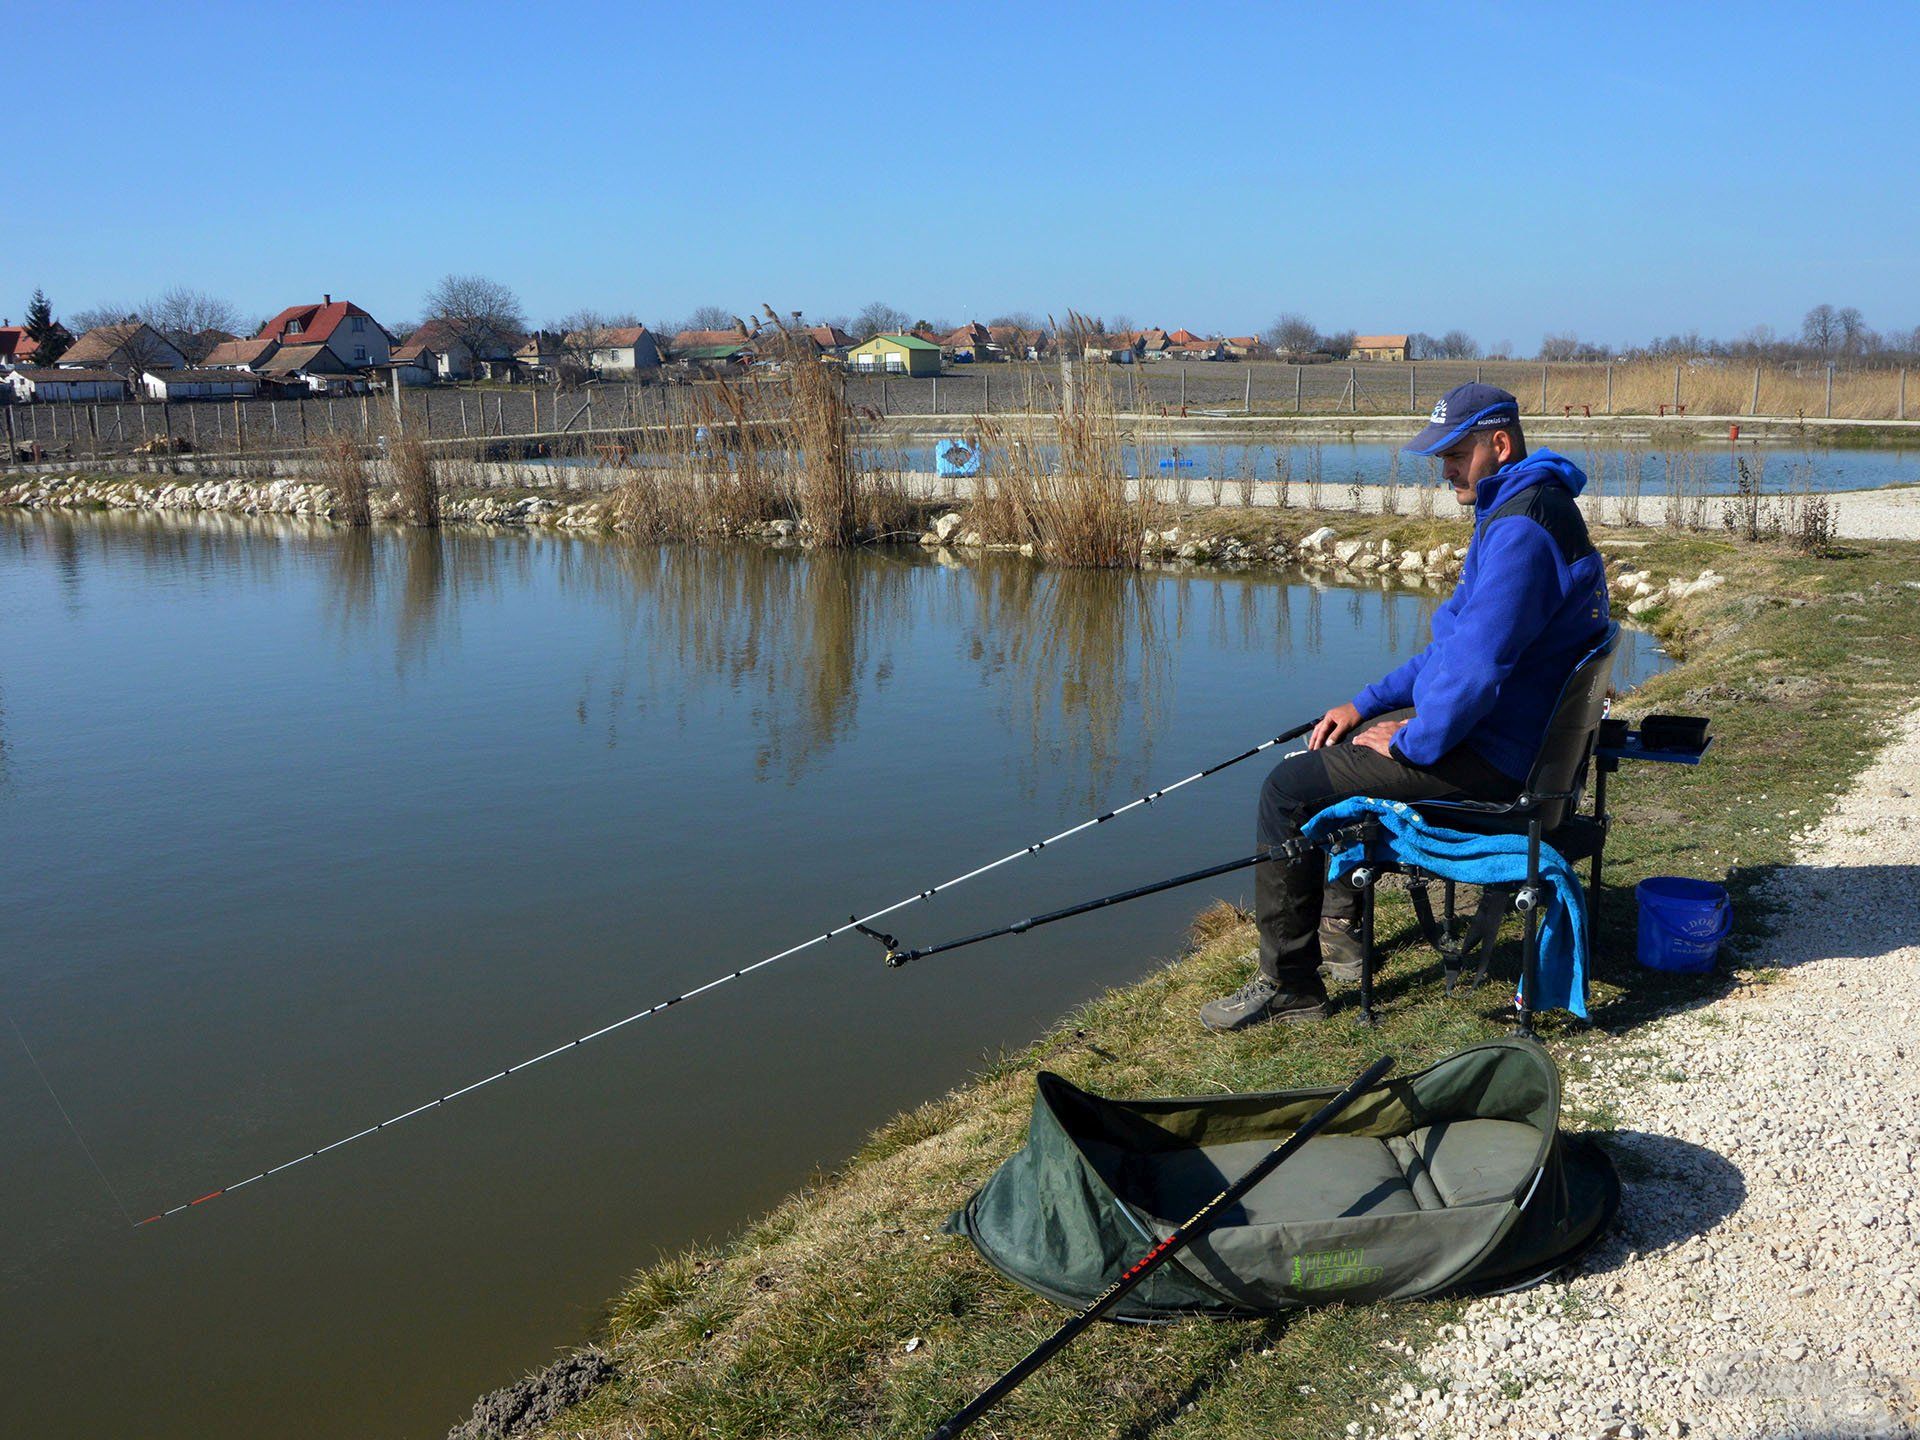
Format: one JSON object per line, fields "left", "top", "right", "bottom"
{"left": 392, "top": 435, "right": 441, "bottom": 528}
{"left": 974, "top": 356, "right": 1162, "bottom": 567}
{"left": 317, "top": 435, "right": 371, "bottom": 526}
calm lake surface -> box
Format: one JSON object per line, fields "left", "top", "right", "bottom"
{"left": 0, "top": 514, "right": 1665, "bottom": 1439}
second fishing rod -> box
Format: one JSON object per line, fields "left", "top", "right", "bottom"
{"left": 137, "top": 716, "right": 1321, "bottom": 1224}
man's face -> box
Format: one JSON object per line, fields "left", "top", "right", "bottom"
{"left": 1437, "top": 432, "right": 1510, "bottom": 505}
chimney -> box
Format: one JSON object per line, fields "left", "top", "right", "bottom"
{"left": 323, "top": 294, "right": 332, "bottom": 305}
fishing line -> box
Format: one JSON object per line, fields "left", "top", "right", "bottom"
{"left": 6, "top": 1003, "right": 136, "bottom": 1228}
{"left": 135, "top": 720, "right": 1315, "bottom": 1227}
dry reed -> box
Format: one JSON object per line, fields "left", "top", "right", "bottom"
{"left": 392, "top": 435, "right": 441, "bottom": 527}
{"left": 975, "top": 347, "right": 1160, "bottom": 567}
{"left": 319, "top": 435, "right": 370, "bottom": 526}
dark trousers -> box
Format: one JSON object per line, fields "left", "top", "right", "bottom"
{"left": 1255, "top": 710, "right": 1517, "bottom": 992}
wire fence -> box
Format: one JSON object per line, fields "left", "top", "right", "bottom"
{"left": 4, "top": 358, "right": 1913, "bottom": 467}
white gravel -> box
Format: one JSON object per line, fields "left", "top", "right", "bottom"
{"left": 1372, "top": 710, "right": 1920, "bottom": 1440}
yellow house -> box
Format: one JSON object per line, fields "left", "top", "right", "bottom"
{"left": 1352, "top": 334, "right": 1410, "bottom": 362}
{"left": 845, "top": 333, "right": 942, "bottom": 376}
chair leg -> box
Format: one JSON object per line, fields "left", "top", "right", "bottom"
{"left": 1356, "top": 815, "right": 1380, "bottom": 1028}
{"left": 1358, "top": 867, "right": 1378, "bottom": 1028}
{"left": 1466, "top": 886, "right": 1513, "bottom": 989}
{"left": 1518, "top": 819, "right": 1542, "bottom": 1038}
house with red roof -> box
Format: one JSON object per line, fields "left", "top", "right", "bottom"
{"left": 0, "top": 322, "right": 49, "bottom": 369}
{"left": 254, "top": 295, "right": 391, "bottom": 369}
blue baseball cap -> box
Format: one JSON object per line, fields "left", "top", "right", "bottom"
{"left": 1404, "top": 383, "right": 1521, "bottom": 455}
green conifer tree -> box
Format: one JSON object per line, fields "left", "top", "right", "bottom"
{"left": 24, "top": 288, "right": 69, "bottom": 364}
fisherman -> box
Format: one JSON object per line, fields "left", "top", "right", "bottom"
{"left": 1201, "top": 383, "right": 1610, "bottom": 1031}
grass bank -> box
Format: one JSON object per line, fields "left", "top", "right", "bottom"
{"left": 445, "top": 514, "right": 1920, "bottom": 1440}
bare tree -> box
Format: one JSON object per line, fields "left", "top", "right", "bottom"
{"left": 553, "top": 307, "right": 613, "bottom": 377}
{"left": 1801, "top": 304, "right": 1839, "bottom": 353}
{"left": 684, "top": 304, "right": 739, "bottom": 334}
{"left": 1108, "top": 313, "right": 1136, "bottom": 336}
{"left": 67, "top": 303, "right": 143, "bottom": 335}
{"left": 852, "top": 301, "right": 911, "bottom": 339}
{"left": 1262, "top": 313, "right": 1319, "bottom": 356}
{"left": 148, "top": 286, "right": 245, "bottom": 350}
{"left": 1316, "top": 329, "right": 1356, "bottom": 360}
{"left": 1437, "top": 329, "right": 1480, "bottom": 359}
{"left": 1539, "top": 332, "right": 1583, "bottom": 362}
{"left": 422, "top": 273, "right": 527, "bottom": 364}
{"left": 1836, "top": 306, "right": 1869, "bottom": 356}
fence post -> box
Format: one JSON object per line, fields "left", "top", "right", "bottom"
{"left": 1751, "top": 365, "right": 1761, "bottom": 417}
{"left": 1179, "top": 366, "right": 1186, "bottom": 407}
{"left": 1826, "top": 363, "right": 1834, "bottom": 419}
{"left": 932, "top": 375, "right": 938, "bottom": 416}
{"left": 1245, "top": 366, "right": 1252, "bottom": 414}
{"left": 881, "top": 373, "right": 888, "bottom": 413}
{"left": 1902, "top": 368, "right": 1908, "bottom": 422}
{"left": 189, "top": 406, "right": 198, "bottom": 450}
{"left": 1408, "top": 361, "right": 1416, "bottom": 414}
{"left": 1539, "top": 365, "right": 1547, "bottom": 415}
{"left": 391, "top": 369, "right": 404, "bottom": 434}
{"left": 983, "top": 370, "right": 989, "bottom": 412}
{"left": 1348, "top": 365, "right": 1357, "bottom": 413}
{"left": 3, "top": 405, "right": 13, "bottom": 464}
{"left": 1294, "top": 365, "right": 1302, "bottom": 413}
{"left": 1605, "top": 363, "right": 1614, "bottom": 414}
{"left": 299, "top": 397, "right": 308, "bottom": 447}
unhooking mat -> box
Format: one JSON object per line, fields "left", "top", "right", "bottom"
{"left": 946, "top": 1038, "right": 1617, "bottom": 1318}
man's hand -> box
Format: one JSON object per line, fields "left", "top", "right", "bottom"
{"left": 1351, "top": 718, "right": 1409, "bottom": 759}
{"left": 1309, "top": 702, "right": 1362, "bottom": 750}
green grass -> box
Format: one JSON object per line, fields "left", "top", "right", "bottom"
{"left": 493, "top": 519, "right": 1920, "bottom": 1439}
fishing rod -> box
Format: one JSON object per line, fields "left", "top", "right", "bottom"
{"left": 857, "top": 833, "right": 1332, "bottom": 969}
{"left": 926, "top": 1053, "right": 1395, "bottom": 1440}
{"left": 134, "top": 719, "right": 1318, "bottom": 1227}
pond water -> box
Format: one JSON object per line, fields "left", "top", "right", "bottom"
{"left": 861, "top": 438, "right": 1920, "bottom": 494}
{"left": 0, "top": 514, "right": 1665, "bottom": 1439}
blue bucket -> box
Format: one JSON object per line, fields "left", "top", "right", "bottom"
{"left": 1635, "top": 877, "right": 1732, "bottom": 973}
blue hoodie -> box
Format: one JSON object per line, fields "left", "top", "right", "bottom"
{"left": 1353, "top": 450, "right": 1610, "bottom": 780}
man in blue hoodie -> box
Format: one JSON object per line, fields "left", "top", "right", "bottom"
{"left": 1202, "top": 383, "right": 1610, "bottom": 1031}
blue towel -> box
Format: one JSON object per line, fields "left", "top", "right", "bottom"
{"left": 1300, "top": 797, "right": 1590, "bottom": 1019}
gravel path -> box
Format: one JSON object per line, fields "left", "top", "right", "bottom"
{"left": 1371, "top": 711, "right": 1920, "bottom": 1440}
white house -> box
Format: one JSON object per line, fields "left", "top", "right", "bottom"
{"left": 142, "top": 367, "right": 261, "bottom": 401}
{"left": 58, "top": 321, "right": 187, "bottom": 374}
{"left": 392, "top": 319, "right": 520, "bottom": 381}
{"left": 579, "top": 325, "right": 661, "bottom": 373}
{"left": 255, "top": 296, "right": 391, "bottom": 369}
{"left": 9, "top": 367, "right": 129, "bottom": 402}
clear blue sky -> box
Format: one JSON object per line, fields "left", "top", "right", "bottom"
{"left": 9, "top": 2, "right": 1916, "bottom": 348}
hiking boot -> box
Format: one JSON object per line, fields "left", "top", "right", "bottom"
{"left": 1200, "top": 974, "right": 1329, "bottom": 1033}
{"left": 1317, "top": 917, "right": 1366, "bottom": 985}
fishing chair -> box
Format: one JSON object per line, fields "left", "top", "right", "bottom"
{"left": 1340, "top": 624, "right": 1622, "bottom": 1037}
